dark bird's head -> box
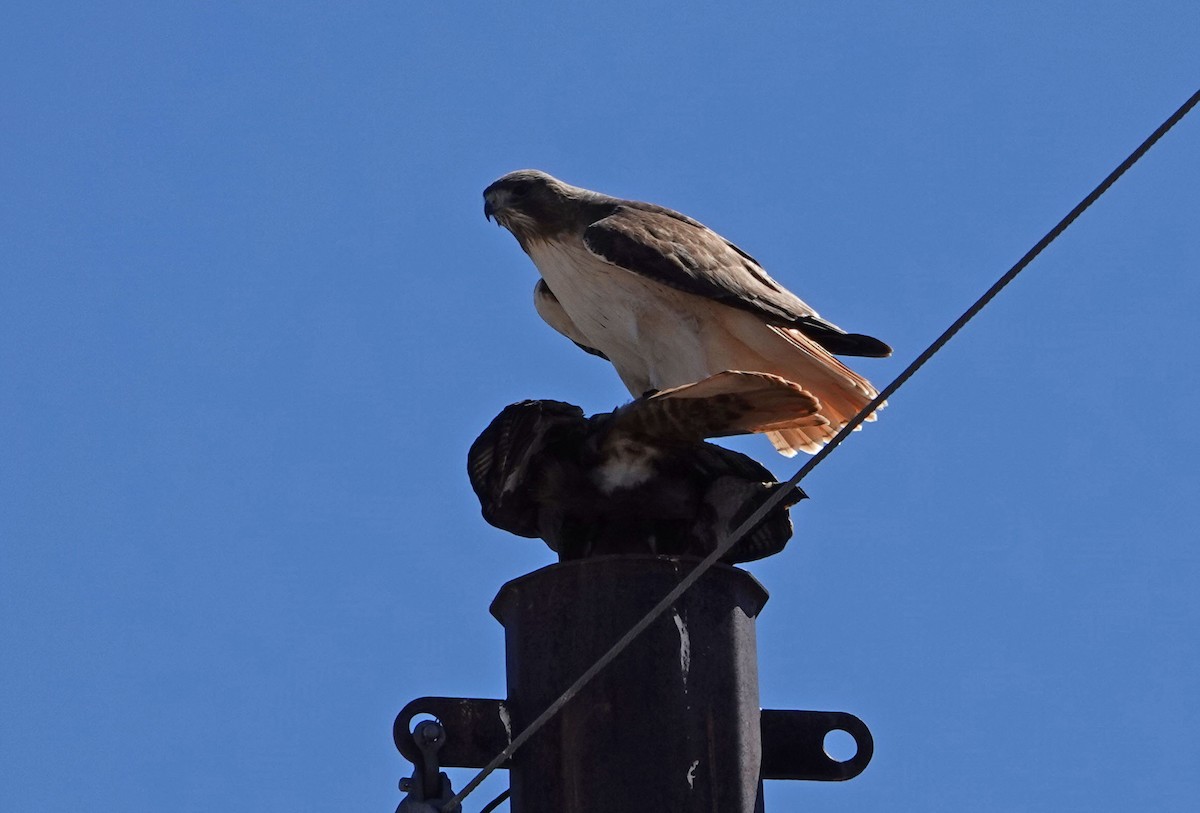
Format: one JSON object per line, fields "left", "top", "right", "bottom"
{"left": 483, "top": 169, "right": 612, "bottom": 247}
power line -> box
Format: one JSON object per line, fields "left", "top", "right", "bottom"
{"left": 446, "top": 85, "right": 1200, "bottom": 811}
{"left": 478, "top": 788, "right": 510, "bottom": 813}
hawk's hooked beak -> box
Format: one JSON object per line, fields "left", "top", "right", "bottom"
{"left": 483, "top": 187, "right": 514, "bottom": 224}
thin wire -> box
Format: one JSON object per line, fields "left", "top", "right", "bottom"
{"left": 477, "top": 789, "right": 510, "bottom": 813}
{"left": 446, "top": 86, "right": 1200, "bottom": 811}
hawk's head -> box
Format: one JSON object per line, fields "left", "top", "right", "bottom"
{"left": 483, "top": 169, "right": 610, "bottom": 247}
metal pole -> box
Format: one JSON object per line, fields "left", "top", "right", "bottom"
{"left": 489, "top": 555, "right": 769, "bottom": 813}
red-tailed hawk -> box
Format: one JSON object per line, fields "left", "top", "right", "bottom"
{"left": 467, "top": 372, "right": 813, "bottom": 562}
{"left": 483, "top": 169, "right": 891, "bottom": 456}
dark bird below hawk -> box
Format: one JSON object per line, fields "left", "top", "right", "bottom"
{"left": 467, "top": 372, "right": 812, "bottom": 563}
{"left": 483, "top": 169, "right": 891, "bottom": 456}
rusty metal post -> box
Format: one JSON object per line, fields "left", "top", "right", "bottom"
{"left": 489, "top": 555, "right": 768, "bottom": 813}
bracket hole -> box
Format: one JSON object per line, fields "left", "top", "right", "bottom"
{"left": 823, "top": 728, "right": 858, "bottom": 763}
{"left": 408, "top": 712, "right": 440, "bottom": 735}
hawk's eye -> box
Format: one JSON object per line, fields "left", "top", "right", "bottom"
{"left": 509, "top": 180, "right": 533, "bottom": 196}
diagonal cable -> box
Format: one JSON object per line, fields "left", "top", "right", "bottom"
{"left": 446, "top": 85, "right": 1200, "bottom": 811}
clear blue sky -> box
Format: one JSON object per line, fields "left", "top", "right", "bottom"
{"left": 2, "top": 3, "right": 1198, "bottom": 811}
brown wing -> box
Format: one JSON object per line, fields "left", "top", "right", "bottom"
{"left": 583, "top": 205, "right": 891, "bottom": 358}
{"left": 609, "top": 371, "right": 827, "bottom": 445}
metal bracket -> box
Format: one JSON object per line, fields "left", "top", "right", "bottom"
{"left": 395, "top": 697, "right": 513, "bottom": 770}
{"left": 759, "top": 708, "right": 873, "bottom": 781}
{"left": 395, "top": 696, "right": 872, "bottom": 783}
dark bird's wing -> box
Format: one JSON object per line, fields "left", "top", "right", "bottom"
{"left": 703, "top": 474, "right": 806, "bottom": 563}
{"left": 583, "top": 205, "right": 891, "bottom": 358}
{"left": 608, "top": 371, "right": 827, "bottom": 445}
{"left": 674, "top": 436, "right": 807, "bottom": 563}
{"left": 467, "top": 399, "right": 585, "bottom": 537}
